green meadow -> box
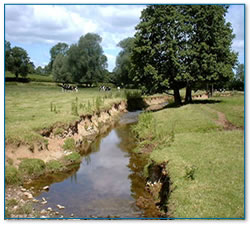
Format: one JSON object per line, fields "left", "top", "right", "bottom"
{"left": 5, "top": 82, "right": 125, "bottom": 144}
{"left": 133, "top": 93, "right": 244, "bottom": 218}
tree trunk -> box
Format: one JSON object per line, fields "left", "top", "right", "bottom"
{"left": 209, "top": 84, "right": 214, "bottom": 97}
{"left": 15, "top": 72, "right": 19, "bottom": 81}
{"left": 173, "top": 87, "right": 182, "bottom": 105}
{"left": 185, "top": 83, "right": 192, "bottom": 104}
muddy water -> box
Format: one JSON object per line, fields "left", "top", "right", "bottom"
{"left": 27, "top": 111, "right": 154, "bottom": 218}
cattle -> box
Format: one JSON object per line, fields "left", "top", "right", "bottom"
{"left": 60, "top": 83, "right": 78, "bottom": 92}
{"left": 99, "top": 85, "right": 111, "bottom": 91}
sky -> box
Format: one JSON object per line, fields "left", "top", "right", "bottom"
{"left": 5, "top": 4, "right": 245, "bottom": 72}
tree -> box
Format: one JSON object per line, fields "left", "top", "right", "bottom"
{"left": 114, "top": 37, "right": 135, "bottom": 87}
{"left": 236, "top": 64, "right": 244, "bottom": 82}
{"left": 131, "top": 5, "right": 187, "bottom": 105}
{"left": 67, "top": 33, "right": 107, "bottom": 84}
{"left": 35, "top": 66, "right": 44, "bottom": 75}
{"left": 5, "top": 40, "right": 12, "bottom": 71}
{"left": 52, "top": 54, "right": 72, "bottom": 83}
{"left": 184, "top": 5, "right": 237, "bottom": 102}
{"left": 28, "top": 61, "right": 35, "bottom": 74}
{"left": 9, "top": 47, "right": 30, "bottom": 80}
{"left": 49, "top": 42, "right": 69, "bottom": 71}
{"left": 131, "top": 5, "right": 237, "bottom": 104}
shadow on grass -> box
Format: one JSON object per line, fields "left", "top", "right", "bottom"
{"left": 190, "top": 99, "right": 222, "bottom": 104}
{"left": 162, "top": 99, "right": 222, "bottom": 110}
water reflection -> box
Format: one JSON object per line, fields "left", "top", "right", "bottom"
{"left": 27, "top": 111, "right": 156, "bottom": 218}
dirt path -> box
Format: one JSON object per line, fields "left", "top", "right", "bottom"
{"left": 202, "top": 105, "right": 240, "bottom": 130}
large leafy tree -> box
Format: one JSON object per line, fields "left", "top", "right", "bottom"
{"left": 113, "top": 37, "right": 135, "bottom": 87}
{"left": 49, "top": 42, "right": 69, "bottom": 71}
{"left": 131, "top": 5, "right": 187, "bottom": 104}
{"left": 131, "top": 5, "right": 237, "bottom": 104}
{"left": 8, "top": 46, "right": 30, "bottom": 80}
{"left": 67, "top": 33, "right": 107, "bottom": 84}
{"left": 185, "top": 5, "right": 237, "bottom": 102}
{"left": 52, "top": 54, "right": 72, "bottom": 83}
{"left": 5, "top": 40, "right": 12, "bottom": 71}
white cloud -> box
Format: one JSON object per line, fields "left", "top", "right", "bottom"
{"left": 5, "top": 4, "right": 146, "bottom": 71}
{"left": 5, "top": 4, "right": 244, "bottom": 70}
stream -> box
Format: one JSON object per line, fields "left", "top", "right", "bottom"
{"left": 25, "top": 111, "right": 159, "bottom": 218}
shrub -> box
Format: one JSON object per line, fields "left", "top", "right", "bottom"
{"left": 63, "top": 138, "right": 76, "bottom": 151}
{"left": 5, "top": 166, "right": 22, "bottom": 185}
{"left": 125, "top": 90, "right": 145, "bottom": 110}
{"left": 46, "top": 160, "right": 63, "bottom": 172}
{"left": 132, "top": 112, "right": 155, "bottom": 140}
{"left": 19, "top": 158, "right": 46, "bottom": 176}
{"left": 125, "top": 90, "right": 142, "bottom": 99}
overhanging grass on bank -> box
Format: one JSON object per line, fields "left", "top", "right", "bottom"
{"left": 5, "top": 83, "right": 125, "bottom": 144}
{"left": 133, "top": 94, "right": 244, "bottom": 218}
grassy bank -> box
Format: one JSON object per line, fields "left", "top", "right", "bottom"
{"left": 133, "top": 93, "right": 244, "bottom": 218}
{"left": 5, "top": 83, "right": 126, "bottom": 144}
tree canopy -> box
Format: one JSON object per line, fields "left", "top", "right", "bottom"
{"left": 52, "top": 33, "right": 108, "bottom": 84}
{"left": 113, "top": 37, "right": 135, "bottom": 87}
{"left": 5, "top": 42, "right": 31, "bottom": 80}
{"left": 131, "top": 5, "right": 237, "bottom": 104}
{"left": 49, "top": 42, "right": 69, "bottom": 71}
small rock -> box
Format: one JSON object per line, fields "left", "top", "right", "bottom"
{"left": 56, "top": 204, "right": 65, "bottom": 210}
{"left": 41, "top": 216, "right": 46, "bottom": 218}
{"left": 60, "top": 215, "right": 64, "bottom": 218}
{"left": 13, "top": 206, "right": 18, "bottom": 210}
{"left": 55, "top": 211, "right": 59, "bottom": 215}
{"left": 21, "top": 188, "right": 26, "bottom": 192}
{"left": 43, "top": 186, "right": 50, "bottom": 191}
{"left": 33, "top": 199, "right": 39, "bottom": 203}
{"left": 31, "top": 187, "right": 34, "bottom": 190}
{"left": 71, "top": 213, "right": 74, "bottom": 217}
{"left": 24, "top": 192, "right": 33, "bottom": 199}
{"left": 41, "top": 209, "right": 47, "bottom": 215}
{"left": 41, "top": 201, "right": 47, "bottom": 205}
{"left": 47, "top": 207, "right": 52, "bottom": 212}
{"left": 42, "top": 197, "right": 46, "bottom": 201}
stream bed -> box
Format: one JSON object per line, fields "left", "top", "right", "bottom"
{"left": 25, "top": 111, "right": 159, "bottom": 218}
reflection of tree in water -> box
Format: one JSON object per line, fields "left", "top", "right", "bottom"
{"left": 70, "top": 172, "right": 77, "bottom": 184}
{"left": 84, "top": 155, "right": 91, "bottom": 165}
{"left": 115, "top": 124, "right": 137, "bottom": 153}
{"left": 116, "top": 123, "right": 162, "bottom": 217}
{"left": 115, "top": 124, "right": 147, "bottom": 199}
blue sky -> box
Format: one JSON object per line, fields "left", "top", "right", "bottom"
{"left": 5, "top": 4, "right": 245, "bottom": 72}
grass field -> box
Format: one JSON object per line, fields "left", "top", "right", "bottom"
{"left": 133, "top": 93, "right": 244, "bottom": 218}
{"left": 5, "top": 82, "right": 126, "bottom": 144}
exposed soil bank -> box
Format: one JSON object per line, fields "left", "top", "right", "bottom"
{"left": 6, "top": 101, "right": 127, "bottom": 167}
{"left": 6, "top": 95, "right": 171, "bottom": 167}
{"left": 136, "top": 161, "right": 171, "bottom": 218}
